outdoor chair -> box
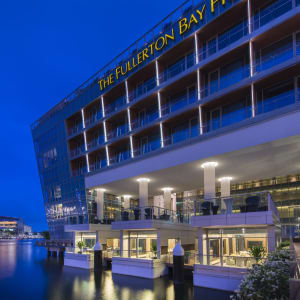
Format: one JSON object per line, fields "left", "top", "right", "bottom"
{"left": 201, "top": 201, "right": 211, "bottom": 215}
{"left": 121, "top": 211, "right": 129, "bottom": 221}
{"left": 134, "top": 209, "right": 140, "bottom": 220}
{"left": 240, "top": 195, "right": 260, "bottom": 212}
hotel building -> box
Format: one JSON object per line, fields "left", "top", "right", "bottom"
{"left": 32, "top": 0, "right": 300, "bottom": 290}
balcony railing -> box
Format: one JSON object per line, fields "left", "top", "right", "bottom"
{"left": 105, "top": 96, "right": 127, "bottom": 115}
{"left": 164, "top": 124, "right": 199, "bottom": 146}
{"left": 252, "top": 0, "right": 294, "bottom": 31}
{"left": 70, "top": 145, "right": 85, "bottom": 158}
{"left": 161, "top": 92, "right": 197, "bottom": 116}
{"left": 129, "top": 76, "right": 157, "bottom": 102}
{"left": 84, "top": 111, "right": 103, "bottom": 127}
{"left": 87, "top": 136, "right": 105, "bottom": 150}
{"left": 89, "top": 159, "right": 107, "bottom": 172}
{"left": 192, "top": 191, "right": 279, "bottom": 218}
{"left": 106, "top": 124, "right": 129, "bottom": 140}
{"left": 115, "top": 206, "right": 190, "bottom": 224}
{"left": 131, "top": 110, "right": 159, "bottom": 130}
{"left": 255, "top": 39, "right": 299, "bottom": 74}
{"left": 68, "top": 123, "right": 83, "bottom": 136}
{"left": 203, "top": 64, "right": 250, "bottom": 98}
{"left": 134, "top": 138, "right": 161, "bottom": 157}
{"left": 159, "top": 52, "right": 196, "bottom": 84}
{"left": 109, "top": 150, "right": 131, "bottom": 165}
{"left": 112, "top": 250, "right": 158, "bottom": 259}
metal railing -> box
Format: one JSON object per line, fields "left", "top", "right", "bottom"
{"left": 130, "top": 111, "right": 159, "bottom": 130}
{"left": 70, "top": 145, "right": 85, "bottom": 158}
{"left": 68, "top": 124, "right": 83, "bottom": 136}
{"left": 115, "top": 206, "right": 190, "bottom": 224}
{"left": 89, "top": 159, "right": 107, "bottom": 172}
{"left": 192, "top": 191, "right": 278, "bottom": 217}
{"left": 129, "top": 77, "right": 157, "bottom": 101}
{"left": 87, "top": 136, "right": 105, "bottom": 150}
{"left": 133, "top": 139, "right": 162, "bottom": 156}
{"left": 252, "top": 0, "right": 294, "bottom": 31}
{"left": 85, "top": 111, "right": 103, "bottom": 127}
{"left": 105, "top": 96, "right": 127, "bottom": 115}
{"left": 106, "top": 124, "right": 129, "bottom": 140}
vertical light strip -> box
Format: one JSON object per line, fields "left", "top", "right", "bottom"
{"left": 155, "top": 59, "right": 160, "bottom": 86}
{"left": 247, "top": 0, "right": 252, "bottom": 34}
{"left": 106, "top": 146, "right": 110, "bottom": 166}
{"left": 101, "top": 96, "right": 105, "bottom": 117}
{"left": 85, "top": 154, "right": 90, "bottom": 172}
{"left": 199, "top": 106, "right": 203, "bottom": 135}
{"left": 125, "top": 80, "right": 130, "bottom": 104}
{"left": 160, "top": 123, "right": 164, "bottom": 148}
{"left": 194, "top": 33, "right": 199, "bottom": 64}
{"left": 197, "top": 69, "right": 201, "bottom": 101}
{"left": 249, "top": 41, "right": 254, "bottom": 77}
{"left": 81, "top": 109, "right": 86, "bottom": 129}
{"left": 157, "top": 92, "right": 162, "bottom": 118}
{"left": 130, "top": 135, "right": 134, "bottom": 158}
{"left": 251, "top": 84, "right": 256, "bottom": 118}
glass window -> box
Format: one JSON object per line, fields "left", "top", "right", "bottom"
{"left": 257, "top": 79, "right": 295, "bottom": 114}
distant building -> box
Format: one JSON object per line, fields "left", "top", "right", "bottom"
{"left": 24, "top": 225, "right": 32, "bottom": 234}
{"left": 0, "top": 216, "right": 24, "bottom": 236}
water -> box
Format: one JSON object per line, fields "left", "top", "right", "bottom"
{"left": 0, "top": 240, "right": 233, "bottom": 300}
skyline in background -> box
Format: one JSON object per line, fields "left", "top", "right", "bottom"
{"left": 0, "top": 0, "right": 183, "bottom": 232}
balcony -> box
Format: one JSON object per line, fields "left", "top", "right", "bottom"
{"left": 134, "top": 137, "right": 161, "bottom": 157}
{"left": 87, "top": 135, "right": 105, "bottom": 150}
{"left": 68, "top": 123, "right": 83, "bottom": 137}
{"left": 191, "top": 191, "right": 280, "bottom": 227}
{"left": 114, "top": 206, "right": 190, "bottom": 224}
{"left": 252, "top": 0, "right": 294, "bottom": 32}
{"left": 69, "top": 145, "right": 85, "bottom": 158}
{"left": 109, "top": 149, "right": 131, "bottom": 165}
{"left": 105, "top": 95, "right": 127, "bottom": 116}
{"left": 129, "top": 76, "right": 157, "bottom": 102}
{"left": 84, "top": 111, "right": 103, "bottom": 128}
{"left": 106, "top": 123, "right": 129, "bottom": 140}
{"left": 161, "top": 87, "right": 197, "bottom": 116}
{"left": 159, "top": 52, "right": 195, "bottom": 84}
{"left": 131, "top": 110, "right": 159, "bottom": 130}
{"left": 71, "top": 166, "right": 87, "bottom": 177}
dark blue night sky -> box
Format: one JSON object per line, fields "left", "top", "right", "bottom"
{"left": 0, "top": 0, "right": 183, "bottom": 232}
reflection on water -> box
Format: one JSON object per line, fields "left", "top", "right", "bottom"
{"left": 0, "top": 240, "right": 232, "bottom": 300}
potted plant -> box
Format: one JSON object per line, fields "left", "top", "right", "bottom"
{"left": 249, "top": 245, "right": 266, "bottom": 264}
{"left": 151, "top": 244, "right": 157, "bottom": 259}
{"left": 77, "top": 241, "right": 85, "bottom": 254}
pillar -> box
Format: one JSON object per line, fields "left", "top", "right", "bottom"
{"left": 201, "top": 162, "right": 218, "bottom": 201}
{"left": 157, "top": 229, "right": 161, "bottom": 259}
{"left": 219, "top": 177, "right": 232, "bottom": 212}
{"left": 95, "top": 189, "right": 105, "bottom": 221}
{"left": 197, "top": 228, "right": 204, "bottom": 264}
{"left": 162, "top": 188, "right": 173, "bottom": 211}
{"left": 267, "top": 226, "right": 276, "bottom": 252}
{"left": 138, "top": 178, "right": 150, "bottom": 220}
{"left": 123, "top": 195, "right": 131, "bottom": 210}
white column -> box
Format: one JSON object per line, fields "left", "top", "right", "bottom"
{"left": 219, "top": 177, "right": 232, "bottom": 211}
{"left": 162, "top": 188, "right": 173, "bottom": 211}
{"left": 95, "top": 189, "right": 105, "bottom": 220}
{"left": 267, "top": 226, "right": 276, "bottom": 252}
{"left": 201, "top": 162, "right": 218, "bottom": 201}
{"left": 157, "top": 229, "right": 161, "bottom": 259}
{"left": 138, "top": 178, "right": 150, "bottom": 220}
{"left": 247, "top": 0, "right": 253, "bottom": 34}
{"left": 123, "top": 195, "right": 131, "bottom": 210}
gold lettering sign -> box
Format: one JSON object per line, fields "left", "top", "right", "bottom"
{"left": 98, "top": 0, "right": 227, "bottom": 91}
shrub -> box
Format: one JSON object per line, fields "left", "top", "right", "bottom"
{"left": 232, "top": 249, "right": 290, "bottom": 300}
{"left": 248, "top": 245, "right": 266, "bottom": 264}
{"left": 278, "top": 240, "right": 290, "bottom": 250}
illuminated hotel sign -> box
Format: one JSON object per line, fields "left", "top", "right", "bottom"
{"left": 98, "top": 0, "right": 227, "bottom": 91}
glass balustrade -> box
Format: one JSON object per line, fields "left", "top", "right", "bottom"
{"left": 129, "top": 77, "right": 157, "bottom": 101}
{"left": 70, "top": 145, "right": 85, "bottom": 158}
{"left": 87, "top": 136, "right": 105, "bottom": 150}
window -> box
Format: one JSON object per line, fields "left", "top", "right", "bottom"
{"left": 257, "top": 79, "right": 295, "bottom": 114}
{"left": 208, "top": 37, "right": 217, "bottom": 56}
